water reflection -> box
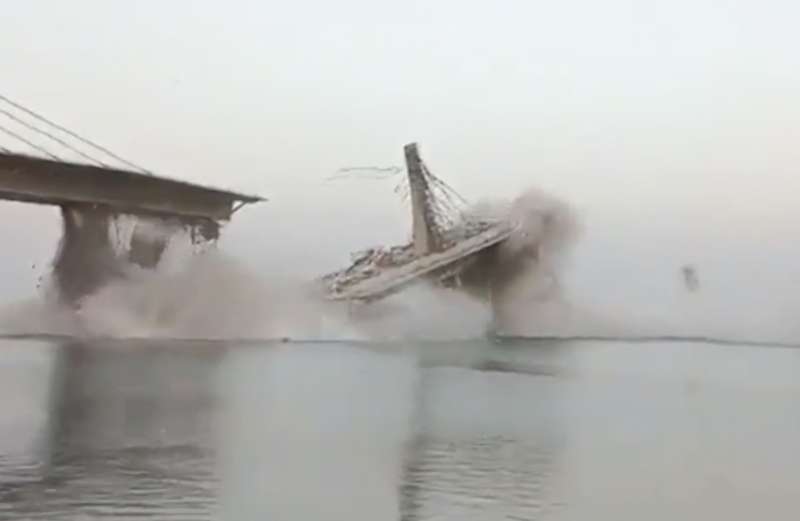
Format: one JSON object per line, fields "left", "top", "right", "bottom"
{"left": 0, "top": 339, "right": 568, "bottom": 520}
{"left": 217, "top": 343, "right": 419, "bottom": 521}
{"left": 402, "top": 364, "right": 565, "bottom": 520}
{"left": 2, "top": 340, "right": 223, "bottom": 520}
{"left": 45, "top": 340, "right": 223, "bottom": 451}
{"left": 0, "top": 337, "right": 798, "bottom": 520}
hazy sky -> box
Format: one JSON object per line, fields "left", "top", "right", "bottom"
{"left": 2, "top": 1, "right": 799, "bottom": 336}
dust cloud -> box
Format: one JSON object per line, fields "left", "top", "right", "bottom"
{"left": 0, "top": 186, "right": 587, "bottom": 341}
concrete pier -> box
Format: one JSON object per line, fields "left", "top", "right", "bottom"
{"left": 0, "top": 152, "right": 264, "bottom": 302}
{"left": 51, "top": 205, "right": 122, "bottom": 302}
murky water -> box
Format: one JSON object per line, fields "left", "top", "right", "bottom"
{"left": 1, "top": 337, "right": 798, "bottom": 520}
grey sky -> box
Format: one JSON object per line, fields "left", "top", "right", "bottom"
{"left": 1, "top": 1, "right": 799, "bottom": 337}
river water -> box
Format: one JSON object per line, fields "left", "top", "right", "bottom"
{"left": 0, "top": 336, "right": 798, "bottom": 520}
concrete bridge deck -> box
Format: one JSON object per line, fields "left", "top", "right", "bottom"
{"left": 0, "top": 151, "right": 265, "bottom": 302}
{"left": 0, "top": 152, "right": 263, "bottom": 222}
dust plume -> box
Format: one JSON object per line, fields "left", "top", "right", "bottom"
{"left": 76, "top": 250, "right": 337, "bottom": 340}
{"left": 454, "top": 187, "right": 583, "bottom": 335}
{"left": 0, "top": 186, "right": 586, "bottom": 341}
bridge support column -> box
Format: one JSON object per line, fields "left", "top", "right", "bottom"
{"left": 128, "top": 221, "right": 169, "bottom": 269}
{"left": 52, "top": 204, "right": 121, "bottom": 304}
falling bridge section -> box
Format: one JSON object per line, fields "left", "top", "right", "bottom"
{"left": 0, "top": 94, "right": 264, "bottom": 302}
{"left": 322, "top": 143, "right": 515, "bottom": 303}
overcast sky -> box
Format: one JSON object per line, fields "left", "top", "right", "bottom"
{"left": 2, "top": 0, "right": 799, "bottom": 336}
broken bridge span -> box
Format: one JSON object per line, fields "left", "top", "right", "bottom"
{"left": 0, "top": 94, "right": 264, "bottom": 302}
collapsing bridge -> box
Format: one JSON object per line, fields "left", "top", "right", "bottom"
{"left": 319, "top": 143, "right": 580, "bottom": 334}
{"left": 322, "top": 143, "right": 519, "bottom": 308}
{"left": 0, "top": 95, "right": 263, "bottom": 302}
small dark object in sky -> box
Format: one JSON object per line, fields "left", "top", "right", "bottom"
{"left": 681, "top": 264, "right": 700, "bottom": 292}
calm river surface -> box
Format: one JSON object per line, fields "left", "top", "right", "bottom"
{"left": 0, "top": 336, "right": 798, "bottom": 520}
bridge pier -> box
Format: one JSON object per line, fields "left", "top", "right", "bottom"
{"left": 52, "top": 204, "right": 122, "bottom": 304}
{"left": 0, "top": 152, "right": 262, "bottom": 303}
{"left": 128, "top": 228, "right": 168, "bottom": 269}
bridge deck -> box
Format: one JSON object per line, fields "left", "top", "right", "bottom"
{"left": 0, "top": 152, "right": 263, "bottom": 221}
{"left": 327, "top": 223, "right": 514, "bottom": 302}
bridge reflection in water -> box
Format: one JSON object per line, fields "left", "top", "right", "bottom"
{"left": 0, "top": 337, "right": 798, "bottom": 520}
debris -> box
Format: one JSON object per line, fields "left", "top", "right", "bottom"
{"left": 681, "top": 264, "right": 700, "bottom": 292}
